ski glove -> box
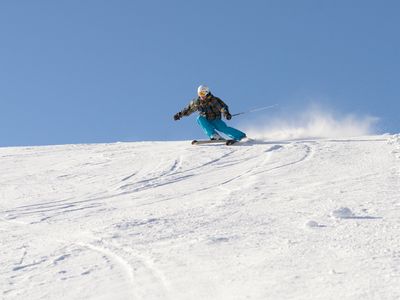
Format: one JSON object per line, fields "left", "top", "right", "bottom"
{"left": 174, "top": 112, "right": 182, "bottom": 121}
{"left": 225, "top": 112, "right": 232, "bottom": 120}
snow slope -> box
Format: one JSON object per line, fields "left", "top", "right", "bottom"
{"left": 1, "top": 135, "right": 400, "bottom": 300}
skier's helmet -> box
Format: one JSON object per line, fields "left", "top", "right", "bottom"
{"left": 197, "top": 85, "right": 210, "bottom": 97}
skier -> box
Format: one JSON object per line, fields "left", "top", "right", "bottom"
{"left": 173, "top": 85, "right": 247, "bottom": 142}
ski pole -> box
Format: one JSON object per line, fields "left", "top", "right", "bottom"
{"left": 232, "top": 104, "right": 278, "bottom": 117}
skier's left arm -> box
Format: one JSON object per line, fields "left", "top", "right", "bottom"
{"left": 216, "top": 98, "right": 232, "bottom": 120}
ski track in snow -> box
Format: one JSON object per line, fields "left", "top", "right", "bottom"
{"left": 75, "top": 241, "right": 137, "bottom": 299}
{"left": 1, "top": 136, "right": 400, "bottom": 299}
{"left": 93, "top": 238, "right": 172, "bottom": 300}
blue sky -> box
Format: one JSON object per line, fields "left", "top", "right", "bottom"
{"left": 0, "top": 0, "right": 399, "bottom": 146}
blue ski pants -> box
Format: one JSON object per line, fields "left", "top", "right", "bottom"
{"left": 197, "top": 116, "right": 246, "bottom": 141}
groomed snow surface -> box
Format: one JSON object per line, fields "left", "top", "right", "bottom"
{"left": 1, "top": 135, "right": 400, "bottom": 300}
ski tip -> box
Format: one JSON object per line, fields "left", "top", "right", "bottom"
{"left": 225, "top": 140, "right": 237, "bottom": 145}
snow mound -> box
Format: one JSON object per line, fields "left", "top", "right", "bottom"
{"left": 305, "top": 220, "right": 326, "bottom": 228}
{"left": 305, "top": 220, "right": 320, "bottom": 228}
{"left": 387, "top": 134, "right": 400, "bottom": 145}
{"left": 331, "top": 207, "right": 354, "bottom": 219}
{"left": 388, "top": 134, "right": 400, "bottom": 157}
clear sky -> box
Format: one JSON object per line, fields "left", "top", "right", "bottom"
{"left": 1, "top": 0, "right": 399, "bottom": 147}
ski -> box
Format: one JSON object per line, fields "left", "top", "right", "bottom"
{"left": 225, "top": 139, "right": 237, "bottom": 145}
{"left": 191, "top": 139, "right": 237, "bottom": 145}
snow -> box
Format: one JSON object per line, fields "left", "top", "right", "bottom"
{"left": 331, "top": 207, "right": 355, "bottom": 219}
{"left": 1, "top": 135, "right": 400, "bottom": 299}
{"left": 304, "top": 220, "right": 322, "bottom": 228}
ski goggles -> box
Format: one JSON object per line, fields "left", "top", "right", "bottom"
{"left": 198, "top": 90, "right": 208, "bottom": 97}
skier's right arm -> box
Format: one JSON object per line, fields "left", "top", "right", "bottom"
{"left": 173, "top": 99, "right": 198, "bottom": 121}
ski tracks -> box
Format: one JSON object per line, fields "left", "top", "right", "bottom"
{"left": 251, "top": 142, "right": 314, "bottom": 176}
{"left": 0, "top": 214, "right": 167, "bottom": 300}
{"left": 0, "top": 197, "right": 106, "bottom": 224}
{"left": 219, "top": 142, "right": 315, "bottom": 187}
{"left": 76, "top": 241, "right": 138, "bottom": 299}
{"left": 116, "top": 147, "right": 238, "bottom": 195}
{"left": 118, "top": 156, "right": 184, "bottom": 193}
{"left": 115, "top": 141, "right": 316, "bottom": 203}
{"left": 0, "top": 141, "right": 316, "bottom": 223}
{"left": 78, "top": 238, "right": 172, "bottom": 300}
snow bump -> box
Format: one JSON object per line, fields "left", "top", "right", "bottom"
{"left": 331, "top": 207, "right": 354, "bottom": 219}
{"left": 304, "top": 220, "right": 326, "bottom": 228}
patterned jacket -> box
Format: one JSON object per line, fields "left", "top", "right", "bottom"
{"left": 180, "top": 94, "right": 230, "bottom": 120}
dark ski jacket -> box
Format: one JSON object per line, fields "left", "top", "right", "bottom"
{"left": 179, "top": 94, "right": 230, "bottom": 120}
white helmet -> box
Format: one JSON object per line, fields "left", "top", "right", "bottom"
{"left": 197, "top": 85, "right": 210, "bottom": 97}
